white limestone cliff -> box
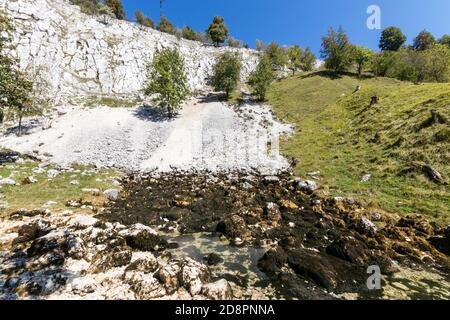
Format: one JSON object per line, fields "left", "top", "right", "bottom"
{"left": 0, "top": 0, "right": 259, "bottom": 103}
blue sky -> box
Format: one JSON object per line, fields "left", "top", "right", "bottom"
{"left": 122, "top": 0, "right": 450, "bottom": 54}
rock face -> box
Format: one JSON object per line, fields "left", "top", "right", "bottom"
{"left": 0, "top": 0, "right": 259, "bottom": 103}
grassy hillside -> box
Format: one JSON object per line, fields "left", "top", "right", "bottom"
{"left": 267, "top": 71, "right": 450, "bottom": 222}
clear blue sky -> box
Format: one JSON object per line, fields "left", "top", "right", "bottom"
{"left": 122, "top": 0, "right": 450, "bottom": 54}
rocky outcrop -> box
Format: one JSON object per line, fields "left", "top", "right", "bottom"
{"left": 0, "top": 0, "right": 259, "bottom": 103}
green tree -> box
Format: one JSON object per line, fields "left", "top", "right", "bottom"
{"left": 379, "top": 26, "right": 407, "bottom": 51}
{"left": 143, "top": 48, "right": 189, "bottom": 118}
{"left": 181, "top": 26, "right": 202, "bottom": 42}
{"left": 157, "top": 16, "right": 177, "bottom": 35}
{"left": 353, "top": 46, "right": 374, "bottom": 77}
{"left": 371, "top": 51, "right": 396, "bottom": 77}
{"left": 265, "top": 42, "right": 288, "bottom": 70}
{"left": 439, "top": 34, "right": 450, "bottom": 47}
{"left": 287, "top": 45, "right": 303, "bottom": 75}
{"left": 248, "top": 55, "right": 275, "bottom": 101}
{"left": 135, "top": 10, "right": 154, "bottom": 28}
{"left": 413, "top": 30, "right": 436, "bottom": 51}
{"left": 390, "top": 48, "right": 427, "bottom": 83}
{"left": 0, "top": 13, "right": 33, "bottom": 135}
{"left": 300, "top": 48, "right": 316, "bottom": 72}
{"left": 425, "top": 44, "right": 450, "bottom": 82}
{"left": 207, "top": 16, "right": 229, "bottom": 46}
{"left": 211, "top": 52, "right": 242, "bottom": 99}
{"left": 320, "top": 27, "right": 353, "bottom": 72}
{"left": 105, "top": 0, "right": 126, "bottom": 20}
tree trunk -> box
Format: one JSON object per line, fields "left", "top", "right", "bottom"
{"left": 18, "top": 110, "right": 23, "bottom": 136}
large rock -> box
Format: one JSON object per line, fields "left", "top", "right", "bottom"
{"left": 119, "top": 224, "right": 160, "bottom": 251}
{"left": 180, "top": 258, "right": 210, "bottom": 296}
{"left": 202, "top": 279, "right": 233, "bottom": 300}
{"left": 124, "top": 271, "right": 167, "bottom": 299}
{"left": 216, "top": 215, "right": 251, "bottom": 242}
{"left": 156, "top": 261, "right": 182, "bottom": 294}
{"left": 16, "top": 219, "right": 52, "bottom": 243}
{"left": 89, "top": 247, "right": 132, "bottom": 273}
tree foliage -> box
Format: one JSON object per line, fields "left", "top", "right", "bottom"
{"left": 207, "top": 16, "right": 229, "bottom": 46}
{"left": 211, "top": 52, "right": 242, "bottom": 99}
{"left": 413, "top": 30, "right": 436, "bottom": 51}
{"left": 371, "top": 51, "right": 396, "bottom": 77}
{"left": 135, "top": 10, "right": 154, "bottom": 28}
{"left": 157, "top": 16, "right": 177, "bottom": 35}
{"left": 287, "top": 46, "right": 303, "bottom": 75}
{"left": 301, "top": 48, "right": 317, "bottom": 72}
{"left": 379, "top": 26, "right": 406, "bottom": 51}
{"left": 256, "top": 39, "right": 265, "bottom": 52}
{"left": 105, "top": 0, "right": 126, "bottom": 20}
{"left": 424, "top": 44, "right": 450, "bottom": 82}
{"left": 265, "top": 42, "right": 288, "bottom": 70}
{"left": 248, "top": 55, "right": 275, "bottom": 101}
{"left": 320, "top": 27, "right": 353, "bottom": 72}
{"left": 181, "top": 26, "right": 202, "bottom": 42}
{"left": 143, "top": 48, "right": 189, "bottom": 117}
{"left": 0, "top": 13, "right": 33, "bottom": 135}
{"left": 439, "top": 34, "right": 450, "bottom": 47}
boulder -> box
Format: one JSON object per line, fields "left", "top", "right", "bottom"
{"left": 202, "top": 279, "right": 233, "bottom": 300}
{"left": 124, "top": 271, "right": 167, "bottom": 299}
{"left": 326, "top": 236, "right": 369, "bottom": 265}
{"left": 71, "top": 277, "right": 97, "bottom": 295}
{"left": 66, "top": 236, "right": 85, "bottom": 259}
{"left": 257, "top": 247, "right": 288, "bottom": 276}
{"left": 156, "top": 261, "right": 182, "bottom": 294}
{"left": 89, "top": 246, "right": 132, "bottom": 273}
{"left": 0, "top": 178, "right": 16, "bottom": 185}
{"left": 104, "top": 189, "right": 119, "bottom": 201}
{"left": 69, "top": 215, "right": 99, "bottom": 230}
{"left": 180, "top": 258, "right": 210, "bottom": 296}
{"left": 297, "top": 180, "right": 319, "bottom": 193}
{"left": 16, "top": 219, "right": 52, "bottom": 243}
{"left": 125, "top": 255, "right": 159, "bottom": 273}
{"left": 216, "top": 215, "right": 251, "bottom": 242}
{"left": 27, "top": 230, "right": 69, "bottom": 257}
{"left": 119, "top": 224, "right": 160, "bottom": 251}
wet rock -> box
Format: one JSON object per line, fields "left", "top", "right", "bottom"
{"left": 286, "top": 248, "right": 362, "bottom": 291}
{"left": 265, "top": 203, "right": 282, "bottom": 224}
{"left": 203, "top": 253, "right": 223, "bottom": 266}
{"left": 181, "top": 258, "right": 210, "bottom": 296}
{"left": 326, "top": 236, "right": 369, "bottom": 265}
{"left": 257, "top": 247, "right": 288, "bottom": 276}
{"left": 216, "top": 215, "right": 251, "bottom": 242}
{"left": 156, "top": 261, "right": 182, "bottom": 294}
{"left": 15, "top": 219, "right": 52, "bottom": 243}
{"left": 104, "top": 189, "right": 119, "bottom": 201}
{"left": 297, "top": 180, "right": 319, "bottom": 193}
{"left": 89, "top": 247, "right": 132, "bottom": 273}
{"left": 119, "top": 224, "right": 160, "bottom": 251}
{"left": 202, "top": 279, "right": 233, "bottom": 300}
{"left": 124, "top": 271, "right": 167, "bottom": 299}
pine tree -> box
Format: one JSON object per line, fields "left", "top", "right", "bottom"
{"left": 207, "top": 16, "right": 229, "bottom": 47}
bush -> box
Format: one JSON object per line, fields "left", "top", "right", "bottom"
{"left": 248, "top": 55, "right": 275, "bottom": 101}
{"left": 321, "top": 27, "right": 353, "bottom": 72}
{"left": 105, "top": 0, "right": 126, "bottom": 20}
{"left": 389, "top": 48, "right": 427, "bottom": 83}
{"left": 301, "top": 48, "right": 317, "bottom": 72}
{"left": 439, "top": 35, "right": 450, "bottom": 47}
{"left": 425, "top": 44, "right": 450, "bottom": 82}
{"left": 211, "top": 52, "right": 242, "bottom": 99}
{"left": 207, "top": 16, "right": 229, "bottom": 47}
{"left": 287, "top": 46, "right": 303, "bottom": 75}
{"left": 228, "top": 37, "right": 243, "bottom": 48}
{"left": 256, "top": 40, "right": 265, "bottom": 52}
{"left": 135, "top": 10, "right": 154, "bottom": 28}
{"left": 157, "top": 16, "right": 177, "bottom": 35}
{"left": 143, "top": 48, "right": 189, "bottom": 117}
{"left": 181, "top": 26, "right": 202, "bottom": 42}
{"left": 371, "top": 51, "right": 396, "bottom": 77}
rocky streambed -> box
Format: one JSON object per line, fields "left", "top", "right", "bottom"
{"left": 1, "top": 170, "right": 450, "bottom": 300}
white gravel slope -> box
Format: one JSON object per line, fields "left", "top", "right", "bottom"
{"left": 0, "top": 98, "right": 292, "bottom": 173}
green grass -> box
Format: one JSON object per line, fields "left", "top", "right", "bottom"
{"left": 0, "top": 159, "right": 120, "bottom": 216}
{"left": 267, "top": 71, "right": 450, "bottom": 222}
{"left": 82, "top": 96, "right": 142, "bottom": 108}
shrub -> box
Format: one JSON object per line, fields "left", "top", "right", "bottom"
{"left": 301, "top": 48, "right": 317, "bottom": 72}
{"left": 105, "top": 0, "right": 126, "bottom": 20}
{"left": 181, "top": 26, "right": 202, "bottom": 42}
{"left": 157, "top": 16, "right": 177, "bottom": 35}
{"left": 135, "top": 10, "right": 154, "bottom": 28}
